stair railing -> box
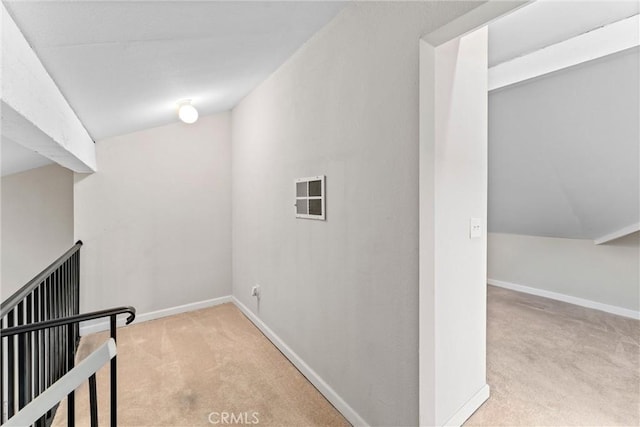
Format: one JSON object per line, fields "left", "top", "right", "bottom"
{"left": 1, "top": 240, "right": 137, "bottom": 427}
{"left": 1, "top": 308, "right": 135, "bottom": 427}
{"left": 1, "top": 241, "right": 83, "bottom": 424}
{"left": 2, "top": 338, "right": 117, "bottom": 427}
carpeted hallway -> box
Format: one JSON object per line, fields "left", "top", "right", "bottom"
{"left": 53, "top": 287, "right": 639, "bottom": 426}
{"left": 53, "top": 303, "right": 349, "bottom": 426}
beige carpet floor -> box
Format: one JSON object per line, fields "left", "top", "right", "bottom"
{"left": 52, "top": 303, "right": 349, "bottom": 427}
{"left": 466, "top": 286, "right": 640, "bottom": 426}
{"left": 53, "top": 288, "right": 639, "bottom": 426}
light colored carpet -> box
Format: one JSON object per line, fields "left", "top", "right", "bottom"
{"left": 466, "top": 286, "right": 640, "bottom": 426}
{"left": 52, "top": 303, "right": 349, "bottom": 427}
{"left": 53, "top": 289, "right": 640, "bottom": 426}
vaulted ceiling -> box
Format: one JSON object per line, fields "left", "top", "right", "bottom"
{"left": 489, "top": 48, "right": 639, "bottom": 240}
{"left": 488, "top": 0, "right": 639, "bottom": 67}
{"left": 3, "top": 1, "right": 639, "bottom": 243}
{"left": 3, "top": 1, "right": 346, "bottom": 141}
{"left": 488, "top": 1, "right": 639, "bottom": 242}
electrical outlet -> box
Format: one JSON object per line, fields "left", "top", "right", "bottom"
{"left": 251, "top": 285, "right": 261, "bottom": 298}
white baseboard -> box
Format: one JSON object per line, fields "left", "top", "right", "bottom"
{"left": 443, "top": 384, "right": 490, "bottom": 427}
{"left": 488, "top": 279, "right": 640, "bottom": 320}
{"left": 231, "top": 297, "right": 369, "bottom": 427}
{"left": 79, "top": 295, "right": 233, "bottom": 335}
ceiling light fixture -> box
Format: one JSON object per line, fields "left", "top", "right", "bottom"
{"left": 177, "top": 100, "right": 199, "bottom": 124}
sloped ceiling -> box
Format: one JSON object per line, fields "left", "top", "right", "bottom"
{"left": 488, "top": 0, "right": 639, "bottom": 67}
{"left": 488, "top": 48, "right": 639, "bottom": 240}
{"left": 3, "top": 1, "right": 346, "bottom": 140}
{"left": 1, "top": 136, "right": 53, "bottom": 177}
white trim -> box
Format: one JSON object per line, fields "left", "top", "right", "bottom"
{"left": 77, "top": 295, "right": 366, "bottom": 425}
{"left": 4, "top": 339, "right": 116, "bottom": 427}
{"left": 232, "top": 297, "right": 369, "bottom": 427}
{"left": 489, "top": 14, "right": 640, "bottom": 92}
{"left": 488, "top": 279, "right": 640, "bottom": 320}
{"left": 79, "top": 295, "right": 232, "bottom": 335}
{"left": 594, "top": 222, "right": 640, "bottom": 245}
{"left": 419, "top": 4, "right": 529, "bottom": 425}
{"left": 423, "top": 1, "right": 531, "bottom": 47}
{"left": 443, "top": 384, "right": 490, "bottom": 427}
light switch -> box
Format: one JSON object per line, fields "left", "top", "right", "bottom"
{"left": 470, "top": 218, "right": 482, "bottom": 239}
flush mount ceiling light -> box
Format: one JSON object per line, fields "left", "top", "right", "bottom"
{"left": 177, "top": 100, "right": 198, "bottom": 124}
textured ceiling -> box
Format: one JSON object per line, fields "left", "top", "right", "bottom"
{"left": 3, "top": 1, "right": 346, "bottom": 140}
{"left": 489, "top": 0, "right": 639, "bottom": 67}
{"left": 488, "top": 48, "right": 639, "bottom": 240}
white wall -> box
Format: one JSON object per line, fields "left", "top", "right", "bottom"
{"left": 420, "top": 28, "right": 488, "bottom": 426}
{"left": 488, "top": 232, "right": 640, "bottom": 313}
{"left": 231, "top": 2, "right": 482, "bottom": 425}
{"left": 74, "top": 113, "right": 231, "bottom": 315}
{"left": 1, "top": 164, "right": 74, "bottom": 297}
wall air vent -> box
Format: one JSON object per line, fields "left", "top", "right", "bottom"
{"left": 295, "top": 176, "right": 325, "bottom": 220}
